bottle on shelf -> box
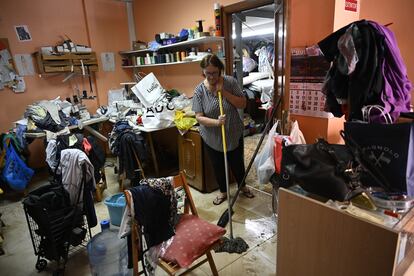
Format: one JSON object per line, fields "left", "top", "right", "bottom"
{"left": 214, "top": 3, "right": 222, "bottom": 37}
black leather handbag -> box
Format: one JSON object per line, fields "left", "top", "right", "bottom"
{"left": 279, "top": 138, "right": 360, "bottom": 201}
{"left": 278, "top": 131, "right": 391, "bottom": 201}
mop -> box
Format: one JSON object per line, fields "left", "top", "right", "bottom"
{"left": 214, "top": 91, "right": 249, "bottom": 254}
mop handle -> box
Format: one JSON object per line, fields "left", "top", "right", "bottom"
{"left": 218, "top": 90, "right": 233, "bottom": 238}
{"left": 218, "top": 91, "right": 227, "bottom": 152}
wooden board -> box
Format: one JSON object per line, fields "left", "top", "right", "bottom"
{"left": 277, "top": 188, "right": 399, "bottom": 276}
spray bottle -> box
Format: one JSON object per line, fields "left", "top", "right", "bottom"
{"left": 214, "top": 3, "right": 222, "bottom": 37}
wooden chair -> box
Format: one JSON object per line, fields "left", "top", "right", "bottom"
{"left": 124, "top": 172, "right": 221, "bottom": 276}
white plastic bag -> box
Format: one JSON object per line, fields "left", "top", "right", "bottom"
{"left": 131, "top": 72, "right": 164, "bottom": 107}
{"left": 142, "top": 96, "right": 175, "bottom": 129}
{"left": 290, "top": 120, "right": 306, "bottom": 144}
{"left": 254, "top": 121, "right": 278, "bottom": 184}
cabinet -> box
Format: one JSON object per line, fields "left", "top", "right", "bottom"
{"left": 277, "top": 188, "right": 414, "bottom": 276}
{"left": 119, "top": 36, "right": 225, "bottom": 68}
{"left": 177, "top": 129, "right": 218, "bottom": 193}
{"left": 34, "top": 52, "right": 98, "bottom": 74}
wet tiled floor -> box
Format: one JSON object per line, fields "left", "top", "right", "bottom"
{"left": 0, "top": 135, "right": 277, "bottom": 275}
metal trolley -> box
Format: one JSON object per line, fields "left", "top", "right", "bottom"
{"left": 22, "top": 166, "right": 92, "bottom": 274}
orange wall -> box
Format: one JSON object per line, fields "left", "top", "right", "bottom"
{"left": 360, "top": 0, "right": 414, "bottom": 105}
{"left": 133, "top": 0, "right": 239, "bottom": 97}
{"left": 288, "top": 0, "right": 344, "bottom": 143}
{"left": 289, "top": 0, "right": 335, "bottom": 47}
{"left": 0, "top": 0, "right": 130, "bottom": 133}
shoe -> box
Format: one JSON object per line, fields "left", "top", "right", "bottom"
{"left": 213, "top": 195, "right": 227, "bottom": 205}
{"left": 241, "top": 188, "right": 255, "bottom": 198}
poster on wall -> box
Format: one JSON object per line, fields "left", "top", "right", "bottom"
{"left": 101, "top": 52, "right": 115, "bottom": 72}
{"left": 14, "top": 25, "right": 32, "bottom": 42}
{"left": 14, "top": 54, "right": 35, "bottom": 76}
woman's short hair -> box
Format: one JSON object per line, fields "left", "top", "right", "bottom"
{"left": 200, "top": 54, "right": 224, "bottom": 72}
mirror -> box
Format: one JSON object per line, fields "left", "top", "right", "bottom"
{"left": 223, "top": 0, "right": 287, "bottom": 129}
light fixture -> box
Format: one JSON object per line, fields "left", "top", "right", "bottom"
{"left": 232, "top": 27, "right": 275, "bottom": 39}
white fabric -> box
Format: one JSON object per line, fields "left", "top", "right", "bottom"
{"left": 38, "top": 100, "right": 61, "bottom": 124}
{"left": 58, "top": 149, "right": 96, "bottom": 204}
{"left": 248, "top": 78, "right": 274, "bottom": 103}
{"left": 243, "top": 72, "right": 270, "bottom": 86}
{"left": 45, "top": 139, "right": 58, "bottom": 170}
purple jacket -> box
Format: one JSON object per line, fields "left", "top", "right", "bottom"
{"left": 368, "top": 21, "right": 412, "bottom": 123}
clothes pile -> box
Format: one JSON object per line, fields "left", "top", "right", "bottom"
{"left": 46, "top": 133, "right": 105, "bottom": 185}
{"left": 109, "top": 120, "right": 147, "bottom": 181}
{"left": 318, "top": 20, "right": 412, "bottom": 123}
{"left": 24, "top": 100, "right": 68, "bottom": 132}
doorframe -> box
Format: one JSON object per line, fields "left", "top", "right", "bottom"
{"left": 222, "top": 0, "right": 290, "bottom": 122}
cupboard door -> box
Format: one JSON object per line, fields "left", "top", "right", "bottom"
{"left": 178, "top": 131, "right": 203, "bottom": 191}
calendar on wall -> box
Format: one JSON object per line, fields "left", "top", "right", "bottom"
{"left": 289, "top": 48, "right": 333, "bottom": 118}
{"left": 289, "top": 79, "right": 333, "bottom": 118}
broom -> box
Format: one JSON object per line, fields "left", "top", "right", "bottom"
{"left": 214, "top": 91, "right": 249, "bottom": 254}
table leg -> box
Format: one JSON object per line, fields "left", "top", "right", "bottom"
{"left": 146, "top": 132, "right": 159, "bottom": 176}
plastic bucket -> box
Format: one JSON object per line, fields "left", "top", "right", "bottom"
{"left": 104, "top": 193, "right": 126, "bottom": 226}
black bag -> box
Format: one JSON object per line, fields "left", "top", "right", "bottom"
{"left": 279, "top": 139, "right": 360, "bottom": 201}
{"left": 344, "top": 122, "right": 414, "bottom": 195}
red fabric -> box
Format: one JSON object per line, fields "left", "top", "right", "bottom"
{"left": 82, "top": 138, "right": 92, "bottom": 154}
{"left": 274, "top": 136, "right": 283, "bottom": 174}
{"left": 161, "top": 214, "right": 226, "bottom": 268}
{"left": 274, "top": 136, "right": 291, "bottom": 174}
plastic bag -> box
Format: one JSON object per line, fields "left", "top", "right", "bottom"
{"left": 2, "top": 143, "right": 34, "bottom": 190}
{"left": 131, "top": 72, "right": 164, "bottom": 107}
{"left": 142, "top": 95, "right": 175, "bottom": 129}
{"left": 174, "top": 110, "right": 197, "bottom": 133}
{"left": 254, "top": 121, "right": 278, "bottom": 184}
{"left": 289, "top": 120, "right": 306, "bottom": 144}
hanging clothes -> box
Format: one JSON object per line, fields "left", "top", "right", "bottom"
{"left": 318, "top": 20, "right": 411, "bottom": 122}
{"left": 57, "top": 148, "right": 97, "bottom": 227}
{"left": 129, "top": 176, "right": 176, "bottom": 248}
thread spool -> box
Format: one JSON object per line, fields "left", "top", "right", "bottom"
{"left": 165, "top": 53, "right": 170, "bottom": 63}
{"left": 176, "top": 51, "right": 181, "bottom": 62}
{"left": 181, "top": 51, "right": 186, "bottom": 61}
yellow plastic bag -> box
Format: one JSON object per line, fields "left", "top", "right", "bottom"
{"left": 174, "top": 110, "right": 197, "bottom": 131}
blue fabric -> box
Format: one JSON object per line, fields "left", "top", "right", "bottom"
{"left": 2, "top": 143, "right": 34, "bottom": 190}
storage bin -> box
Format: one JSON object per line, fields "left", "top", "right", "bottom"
{"left": 104, "top": 193, "right": 126, "bottom": 226}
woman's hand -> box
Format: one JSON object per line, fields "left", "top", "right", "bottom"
{"left": 217, "top": 114, "right": 226, "bottom": 126}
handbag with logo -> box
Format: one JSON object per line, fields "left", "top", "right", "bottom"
{"left": 344, "top": 122, "right": 414, "bottom": 196}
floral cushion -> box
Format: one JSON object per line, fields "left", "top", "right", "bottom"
{"left": 161, "top": 214, "right": 226, "bottom": 267}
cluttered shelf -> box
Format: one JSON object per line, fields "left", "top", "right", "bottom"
{"left": 121, "top": 57, "right": 225, "bottom": 69}
{"left": 119, "top": 36, "right": 224, "bottom": 55}
{"left": 119, "top": 36, "right": 225, "bottom": 68}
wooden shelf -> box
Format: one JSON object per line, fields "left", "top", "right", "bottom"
{"left": 119, "top": 36, "right": 225, "bottom": 55}
{"left": 34, "top": 52, "right": 98, "bottom": 74}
